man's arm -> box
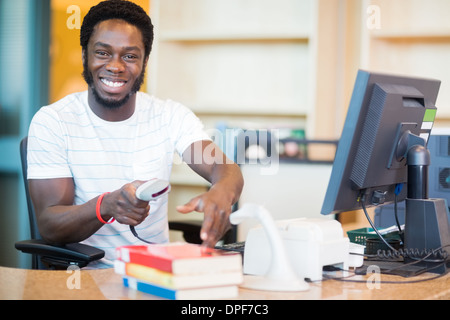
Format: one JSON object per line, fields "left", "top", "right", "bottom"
{"left": 176, "top": 140, "right": 244, "bottom": 247}
{"left": 29, "top": 178, "right": 150, "bottom": 244}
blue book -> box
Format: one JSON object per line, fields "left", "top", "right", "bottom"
{"left": 123, "top": 277, "right": 238, "bottom": 300}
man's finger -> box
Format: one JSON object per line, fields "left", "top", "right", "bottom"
{"left": 176, "top": 198, "right": 204, "bottom": 214}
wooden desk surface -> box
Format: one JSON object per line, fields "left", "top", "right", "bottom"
{"left": 0, "top": 266, "right": 449, "bottom": 300}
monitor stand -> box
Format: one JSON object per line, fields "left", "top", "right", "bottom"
{"left": 358, "top": 259, "right": 437, "bottom": 277}
{"left": 404, "top": 198, "right": 450, "bottom": 274}
{"left": 363, "top": 197, "right": 450, "bottom": 278}
{"left": 403, "top": 145, "right": 450, "bottom": 274}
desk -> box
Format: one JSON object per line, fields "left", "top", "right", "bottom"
{"left": 0, "top": 266, "right": 448, "bottom": 300}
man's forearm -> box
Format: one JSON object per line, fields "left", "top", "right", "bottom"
{"left": 209, "top": 162, "right": 244, "bottom": 205}
{"left": 37, "top": 197, "right": 104, "bottom": 244}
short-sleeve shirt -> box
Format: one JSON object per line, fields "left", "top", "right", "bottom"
{"left": 27, "top": 91, "right": 211, "bottom": 267}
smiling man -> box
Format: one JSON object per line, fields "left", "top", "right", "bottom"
{"left": 82, "top": 18, "right": 147, "bottom": 114}
{"left": 26, "top": 0, "right": 243, "bottom": 268}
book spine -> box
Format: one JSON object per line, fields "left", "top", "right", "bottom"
{"left": 123, "top": 277, "right": 239, "bottom": 300}
{"left": 116, "top": 247, "right": 173, "bottom": 272}
{"left": 123, "top": 277, "right": 176, "bottom": 300}
{"left": 115, "top": 260, "right": 244, "bottom": 289}
{"left": 115, "top": 260, "right": 176, "bottom": 288}
{"left": 115, "top": 244, "right": 243, "bottom": 274}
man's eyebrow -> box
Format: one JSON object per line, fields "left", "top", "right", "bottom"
{"left": 93, "top": 41, "right": 112, "bottom": 49}
{"left": 93, "top": 42, "right": 142, "bottom": 52}
{"left": 123, "top": 46, "right": 142, "bottom": 52}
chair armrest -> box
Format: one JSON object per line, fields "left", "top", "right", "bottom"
{"left": 15, "top": 239, "right": 105, "bottom": 268}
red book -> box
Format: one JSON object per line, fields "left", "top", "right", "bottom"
{"left": 116, "top": 242, "right": 242, "bottom": 274}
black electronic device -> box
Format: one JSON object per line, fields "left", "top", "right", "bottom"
{"left": 374, "top": 131, "right": 450, "bottom": 229}
{"left": 321, "top": 70, "right": 450, "bottom": 274}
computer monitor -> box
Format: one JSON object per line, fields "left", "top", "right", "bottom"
{"left": 321, "top": 70, "right": 450, "bottom": 274}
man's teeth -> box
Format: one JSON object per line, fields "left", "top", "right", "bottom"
{"left": 101, "top": 79, "right": 125, "bottom": 88}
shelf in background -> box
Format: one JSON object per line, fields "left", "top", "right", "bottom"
{"left": 158, "top": 31, "right": 310, "bottom": 43}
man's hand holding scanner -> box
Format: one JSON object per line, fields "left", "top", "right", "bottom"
{"left": 98, "top": 181, "right": 150, "bottom": 226}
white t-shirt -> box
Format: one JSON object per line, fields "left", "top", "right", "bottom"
{"left": 27, "top": 91, "right": 211, "bottom": 268}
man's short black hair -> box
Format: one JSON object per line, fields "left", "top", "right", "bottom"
{"left": 80, "top": 0, "right": 154, "bottom": 58}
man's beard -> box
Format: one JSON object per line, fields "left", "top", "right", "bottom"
{"left": 82, "top": 58, "right": 146, "bottom": 109}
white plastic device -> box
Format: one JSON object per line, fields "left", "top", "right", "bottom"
{"left": 135, "top": 179, "right": 171, "bottom": 201}
{"left": 131, "top": 179, "right": 171, "bottom": 244}
{"left": 241, "top": 209, "right": 350, "bottom": 282}
{"left": 230, "top": 204, "right": 310, "bottom": 292}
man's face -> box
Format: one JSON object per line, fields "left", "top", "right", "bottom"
{"left": 83, "top": 19, "right": 147, "bottom": 109}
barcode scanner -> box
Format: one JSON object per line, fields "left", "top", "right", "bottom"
{"left": 130, "top": 179, "right": 171, "bottom": 244}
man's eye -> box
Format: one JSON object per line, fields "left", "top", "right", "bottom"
{"left": 124, "top": 54, "right": 138, "bottom": 60}
{"left": 95, "top": 51, "right": 109, "bottom": 57}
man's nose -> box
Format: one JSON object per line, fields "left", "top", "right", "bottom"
{"left": 106, "top": 56, "right": 125, "bottom": 73}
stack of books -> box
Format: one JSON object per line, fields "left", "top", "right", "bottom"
{"left": 115, "top": 242, "right": 243, "bottom": 300}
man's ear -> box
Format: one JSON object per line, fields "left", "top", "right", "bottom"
{"left": 82, "top": 49, "right": 86, "bottom": 65}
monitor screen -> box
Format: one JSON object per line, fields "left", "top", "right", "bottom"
{"left": 321, "top": 70, "right": 440, "bottom": 216}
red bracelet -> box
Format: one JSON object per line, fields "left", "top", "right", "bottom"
{"left": 96, "top": 192, "right": 115, "bottom": 224}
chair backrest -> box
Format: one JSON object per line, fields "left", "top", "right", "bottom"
{"left": 20, "top": 137, "right": 41, "bottom": 240}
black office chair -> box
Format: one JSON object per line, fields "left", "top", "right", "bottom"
{"left": 15, "top": 137, "right": 105, "bottom": 269}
